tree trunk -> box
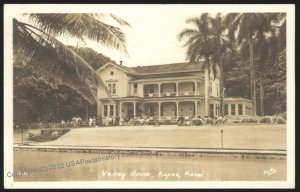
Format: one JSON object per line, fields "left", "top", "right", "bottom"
{"left": 259, "top": 60, "right": 265, "bottom": 116}
{"left": 249, "top": 36, "right": 257, "bottom": 116}
{"left": 219, "top": 58, "right": 224, "bottom": 117}
{"left": 218, "top": 49, "right": 224, "bottom": 117}
{"left": 205, "top": 55, "right": 211, "bottom": 80}
{"left": 205, "top": 55, "right": 210, "bottom": 117}
{"left": 85, "top": 103, "right": 89, "bottom": 121}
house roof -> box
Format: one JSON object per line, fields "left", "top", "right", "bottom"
{"left": 224, "top": 97, "right": 251, "bottom": 102}
{"left": 97, "top": 62, "right": 136, "bottom": 74}
{"left": 131, "top": 61, "right": 206, "bottom": 75}
{"left": 97, "top": 61, "right": 206, "bottom": 75}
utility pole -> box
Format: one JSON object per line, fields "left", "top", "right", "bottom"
{"left": 22, "top": 129, "right": 24, "bottom": 145}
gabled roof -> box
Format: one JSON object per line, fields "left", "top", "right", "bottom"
{"left": 97, "top": 62, "right": 135, "bottom": 74}
{"left": 131, "top": 61, "right": 206, "bottom": 75}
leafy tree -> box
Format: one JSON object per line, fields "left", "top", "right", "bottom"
{"left": 223, "top": 13, "right": 286, "bottom": 116}
{"left": 14, "top": 46, "right": 119, "bottom": 126}
{"left": 224, "top": 13, "right": 269, "bottom": 116}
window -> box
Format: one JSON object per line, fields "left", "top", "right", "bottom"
{"left": 231, "top": 104, "right": 236, "bottom": 115}
{"left": 104, "top": 105, "right": 108, "bottom": 117}
{"left": 134, "top": 83, "right": 138, "bottom": 94}
{"left": 108, "top": 83, "right": 116, "bottom": 95}
{"left": 149, "top": 86, "right": 154, "bottom": 93}
{"left": 238, "top": 104, "right": 243, "bottom": 115}
{"left": 210, "top": 104, "right": 214, "bottom": 117}
{"left": 224, "top": 104, "right": 228, "bottom": 115}
{"left": 110, "top": 71, "right": 114, "bottom": 75}
{"left": 209, "top": 83, "right": 212, "bottom": 96}
{"left": 110, "top": 105, "right": 114, "bottom": 117}
{"left": 216, "top": 86, "right": 219, "bottom": 97}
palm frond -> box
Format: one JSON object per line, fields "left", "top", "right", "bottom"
{"left": 181, "top": 34, "right": 203, "bottom": 48}
{"left": 27, "top": 13, "right": 129, "bottom": 54}
{"left": 177, "top": 28, "right": 199, "bottom": 41}
{"left": 13, "top": 18, "right": 110, "bottom": 104}
{"left": 109, "top": 13, "right": 131, "bottom": 27}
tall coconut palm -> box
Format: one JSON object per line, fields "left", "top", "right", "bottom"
{"left": 178, "top": 13, "right": 217, "bottom": 117}
{"left": 178, "top": 14, "right": 217, "bottom": 78}
{"left": 13, "top": 13, "right": 130, "bottom": 105}
{"left": 210, "top": 13, "right": 232, "bottom": 116}
{"left": 224, "top": 13, "right": 276, "bottom": 116}
{"left": 233, "top": 13, "right": 285, "bottom": 116}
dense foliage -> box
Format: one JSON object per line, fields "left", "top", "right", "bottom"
{"left": 179, "top": 13, "right": 286, "bottom": 116}
{"left": 13, "top": 47, "right": 116, "bottom": 127}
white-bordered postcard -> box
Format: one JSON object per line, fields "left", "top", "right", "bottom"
{"left": 4, "top": 4, "right": 295, "bottom": 189}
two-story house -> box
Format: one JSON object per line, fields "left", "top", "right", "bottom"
{"left": 96, "top": 61, "right": 252, "bottom": 125}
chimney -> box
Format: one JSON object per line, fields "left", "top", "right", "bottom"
{"left": 119, "top": 60, "right": 123, "bottom": 66}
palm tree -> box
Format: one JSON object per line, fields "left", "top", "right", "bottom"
{"left": 178, "top": 14, "right": 219, "bottom": 117}
{"left": 13, "top": 13, "right": 130, "bottom": 105}
{"left": 179, "top": 13, "right": 232, "bottom": 117}
{"left": 178, "top": 14, "right": 216, "bottom": 78}
{"left": 210, "top": 13, "right": 232, "bottom": 116}
{"left": 224, "top": 13, "right": 275, "bottom": 116}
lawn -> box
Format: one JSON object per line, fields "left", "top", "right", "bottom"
{"left": 16, "top": 124, "right": 286, "bottom": 150}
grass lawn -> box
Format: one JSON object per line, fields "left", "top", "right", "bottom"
{"left": 16, "top": 124, "right": 286, "bottom": 150}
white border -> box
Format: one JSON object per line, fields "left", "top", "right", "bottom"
{"left": 4, "top": 4, "right": 295, "bottom": 189}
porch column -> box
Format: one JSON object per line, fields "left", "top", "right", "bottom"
{"left": 195, "top": 101, "right": 198, "bottom": 117}
{"left": 97, "top": 100, "right": 103, "bottom": 125}
{"left": 176, "top": 101, "right": 179, "bottom": 119}
{"left": 176, "top": 82, "right": 179, "bottom": 96}
{"left": 119, "top": 102, "right": 122, "bottom": 118}
{"left": 158, "top": 102, "right": 161, "bottom": 121}
{"left": 114, "top": 103, "right": 116, "bottom": 118}
{"left": 228, "top": 104, "right": 231, "bottom": 116}
{"left": 194, "top": 81, "right": 198, "bottom": 95}
{"left": 133, "top": 101, "right": 136, "bottom": 117}
{"left": 158, "top": 83, "right": 161, "bottom": 97}
{"left": 243, "top": 104, "right": 246, "bottom": 115}
{"left": 141, "top": 102, "right": 145, "bottom": 116}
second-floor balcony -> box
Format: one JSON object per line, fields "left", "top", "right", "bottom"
{"left": 143, "top": 81, "right": 203, "bottom": 98}
{"left": 144, "top": 91, "right": 200, "bottom": 97}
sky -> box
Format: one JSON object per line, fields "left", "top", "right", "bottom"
{"left": 75, "top": 5, "right": 208, "bottom": 67}
{"left": 13, "top": 4, "right": 289, "bottom": 68}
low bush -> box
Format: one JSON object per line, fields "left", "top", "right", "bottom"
{"left": 273, "top": 116, "right": 286, "bottom": 124}
{"left": 259, "top": 116, "right": 272, "bottom": 123}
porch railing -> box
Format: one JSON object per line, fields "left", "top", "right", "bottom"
{"left": 177, "top": 91, "right": 200, "bottom": 96}
{"left": 144, "top": 91, "right": 201, "bottom": 98}
{"left": 144, "top": 93, "right": 160, "bottom": 98}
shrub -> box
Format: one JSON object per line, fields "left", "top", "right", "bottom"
{"left": 273, "top": 116, "right": 286, "bottom": 124}
{"left": 241, "top": 117, "right": 258, "bottom": 123}
{"left": 259, "top": 116, "right": 272, "bottom": 123}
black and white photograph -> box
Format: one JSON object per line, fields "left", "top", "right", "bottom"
{"left": 4, "top": 4, "right": 295, "bottom": 189}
